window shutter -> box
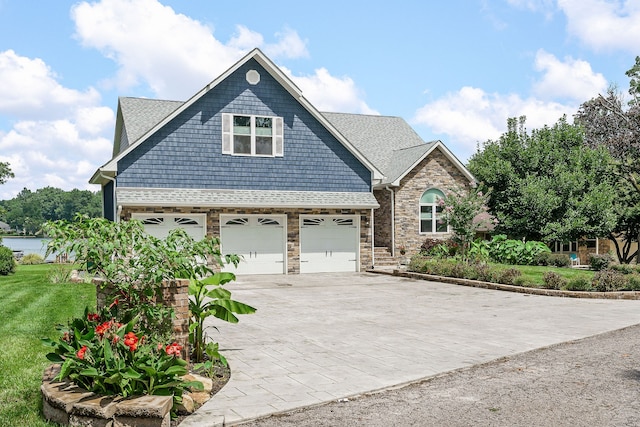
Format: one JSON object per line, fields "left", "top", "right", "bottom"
{"left": 222, "top": 113, "right": 232, "bottom": 154}
{"left": 274, "top": 116, "right": 283, "bottom": 157}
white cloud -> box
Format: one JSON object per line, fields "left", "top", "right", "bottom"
{"left": 71, "top": 0, "right": 309, "bottom": 100}
{"left": 0, "top": 50, "right": 100, "bottom": 119}
{"left": 285, "top": 67, "right": 379, "bottom": 115}
{"left": 532, "top": 49, "right": 607, "bottom": 101}
{"left": 413, "top": 51, "right": 607, "bottom": 161}
{"left": 556, "top": 0, "right": 640, "bottom": 53}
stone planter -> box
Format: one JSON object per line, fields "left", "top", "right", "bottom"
{"left": 41, "top": 365, "right": 214, "bottom": 427}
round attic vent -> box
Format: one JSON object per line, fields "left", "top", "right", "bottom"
{"left": 246, "top": 69, "right": 260, "bottom": 85}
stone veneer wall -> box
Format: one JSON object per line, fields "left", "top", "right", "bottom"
{"left": 121, "top": 206, "right": 373, "bottom": 273}
{"left": 373, "top": 189, "right": 392, "bottom": 248}
{"left": 95, "top": 278, "right": 190, "bottom": 360}
{"left": 392, "top": 148, "right": 471, "bottom": 255}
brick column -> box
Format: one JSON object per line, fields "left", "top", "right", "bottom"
{"left": 94, "top": 278, "right": 190, "bottom": 361}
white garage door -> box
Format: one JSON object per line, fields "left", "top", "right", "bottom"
{"left": 300, "top": 216, "right": 359, "bottom": 273}
{"left": 133, "top": 214, "right": 206, "bottom": 240}
{"left": 220, "top": 215, "right": 286, "bottom": 275}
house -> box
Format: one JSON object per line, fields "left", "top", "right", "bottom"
{"left": 90, "top": 48, "right": 475, "bottom": 274}
{"left": 0, "top": 221, "right": 10, "bottom": 232}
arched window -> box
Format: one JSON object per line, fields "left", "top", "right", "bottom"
{"left": 420, "top": 189, "right": 448, "bottom": 233}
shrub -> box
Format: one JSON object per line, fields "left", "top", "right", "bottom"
{"left": 420, "top": 238, "right": 458, "bottom": 257}
{"left": 472, "top": 263, "right": 499, "bottom": 283}
{"left": 589, "top": 253, "right": 613, "bottom": 271}
{"left": 542, "top": 271, "right": 566, "bottom": 290}
{"left": 513, "top": 276, "right": 535, "bottom": 287}
{"left": 610, "top": 264, "right": 636, "bottom": 275}
{"left": 498, "top": 268, "right": 522, "bottom": 285}
{"left": 592, "top": 269, "right": 627, "bottom": 292}
{"left": 20, "top": 253, "right": 44, "bottom": 265}
{"left": 626, "top": 274, "right": 640, "bottom": 291}
{"left": 48, "top": 264, "right": 72, "bottom": 284}
{"left": 535, "top": 252, "right": 552, "bottom": 266}
{"left": 564, "top": 276, "right": 593, "bottom": 291}
{"left": 0, "top": 245, "right": 16, "bottom": 275}
{"left": 548, "top": 254, "right": 571, "bottom": 268}
{"left": 488, "top": 235, "right": 550, "bottom": 265}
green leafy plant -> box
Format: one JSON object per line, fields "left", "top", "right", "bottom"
{"left": 47, "top": 264, "right": 73, "bottom": 284}
{"left": 42, "top": 307, "right": 202, "bottom": 410}
{"left": 193, "top": 342, "right": 228, "bottom": 378}
{"left": 189, "top": 272, "right": 256, "bottom": 363}
{"left": 0, "top": 245, "right": 16, "bottom": 275}
{"left": 488, "top": 234, "right": 550, "bottom": 265}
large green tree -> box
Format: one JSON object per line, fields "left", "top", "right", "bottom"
{"left": 574, "top": 57, "right": 640, "bottom": 263}
{"left": 0, "top": 187, "right": 101, "bottom": 234}
{"left": 468, "top": 116, "right": 618, "bottom": 244}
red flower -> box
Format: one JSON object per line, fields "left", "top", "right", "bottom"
{"left": 76, "top": 345, "right": 88, "bottom": 360}
{"left": 87, "top": 313, "right": 100, "bottom": 322}
{"left": 111, "top": 335, "right": 120, "bottom": 344}
{"left": 123, "top": 332, "right": 139, "bottom": 352}
{"left": 95, "top": 320, "right": 113, "bottom": 338}
{"left": 108, "top": 298, "right": 119, "bottom": 309}
{"left": 165, "top": 342, "right": 182, "bottom": 357}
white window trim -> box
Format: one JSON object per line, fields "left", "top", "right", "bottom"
{"left": 418, "top": 189, "right": 449, "bottom": 234}
{"left": 222, "top": 113, "right": 283, "bottom": 157}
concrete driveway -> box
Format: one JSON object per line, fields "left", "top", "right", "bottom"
{"left": 184, "top": 272, "right": 640, "bottom": 426}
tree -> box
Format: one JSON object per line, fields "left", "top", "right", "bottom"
{"left": 575, "top": 57, "right": 640, "bottom": 263}
{"left": 0, "top": 162, "right": 13, "bottom": 185}
{"left": 439, "top": 187, "right": 491, "bottom": 262}
{"left": 0, "top": 187, "right": 102, "bottom": 234}
{"left": 468, "top": 116, "right": 618, "bottom": 245}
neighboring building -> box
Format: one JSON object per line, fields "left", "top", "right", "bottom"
{"left": 0, "top": 221, "right": 10, "bottom": 232}
{"left": 90, "top": 48, "right": 475, "bottom": 274}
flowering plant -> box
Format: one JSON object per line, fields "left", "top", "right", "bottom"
{"left": 42, "top": 306, "right": 202, "bottom": 408}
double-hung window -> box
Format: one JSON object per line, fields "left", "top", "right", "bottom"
{"left": 420, "top": 188, "right": 448, "bottom": 233}
{"left": 222, "top": 113, "right": 283, "bottom": 157}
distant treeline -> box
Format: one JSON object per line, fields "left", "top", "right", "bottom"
{"left": 0, "top": 187, "right": 101, "bottom": 235}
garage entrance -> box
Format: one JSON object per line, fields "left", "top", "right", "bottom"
{"left": 299, "top": 215, "right": 359, "bottom": 273}
{"left": 220, "top": 215, "right": 286, "bottom": 275}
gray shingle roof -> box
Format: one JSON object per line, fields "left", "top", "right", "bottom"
{"left": 119, "top": 97, "right": 182, "bottom": 153}
{"left": 320, "top": 112, "right": 436, "bottom": 184}
{"left": 116, "top": 187, "right": 379, "bottom": 209}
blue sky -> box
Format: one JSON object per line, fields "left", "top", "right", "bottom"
{"left": 0, "top": 0, "right": 638, "bottom": 199}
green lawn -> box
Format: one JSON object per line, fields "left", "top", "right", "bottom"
{"left": 494, "top": 263, "right": 595, "bottom": 286}
{"left": 0, "top": 264, "right": 95, "bottom": 427}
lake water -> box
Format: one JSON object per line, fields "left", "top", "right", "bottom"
{"left": 1, "top": 237, "right": 53, "bottom": 260}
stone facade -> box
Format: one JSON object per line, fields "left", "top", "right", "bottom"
{"left": 374, "top": 147, "right": 472, "bottom": 256}
{"left": 121, "top": 206, "right": 373, "bottom": 273}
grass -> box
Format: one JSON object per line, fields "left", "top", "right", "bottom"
{"left": 494, "top": 263, "right": 595, "bottom": 286}
{"left": 0, "top": 264, "right": 95, "bottom": 427}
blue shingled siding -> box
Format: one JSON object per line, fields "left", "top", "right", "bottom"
{"left": 116, "top": 59, "right": 371, "bottom": 192}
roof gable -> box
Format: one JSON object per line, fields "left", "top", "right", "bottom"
{"left": 322, "top": 112, "right": 474, "bottom": 185}
{"left": 92, "top": 48, "right": 382, "bottom": 184}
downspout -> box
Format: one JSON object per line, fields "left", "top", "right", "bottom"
{"left": 99, "top": 172, "right": 118, "bottom": 222}
{"left": 385, "top": 186, "right": 395, "bottom": 257}
{"left": 370, "top": 208, "right": 375, "bottom": 270}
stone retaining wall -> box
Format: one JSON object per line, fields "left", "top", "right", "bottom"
{"left": 41, "top": 365, "right": 173, "bottom": 427}
{"left": 375, "top": 269, "right": 640, "bottom": 300}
